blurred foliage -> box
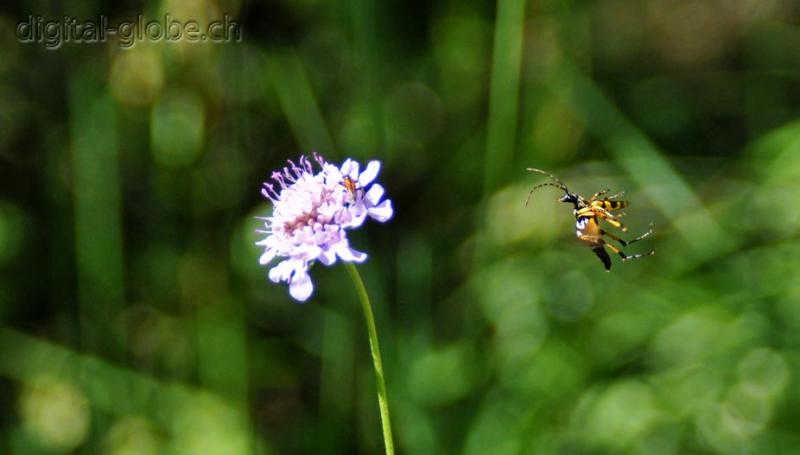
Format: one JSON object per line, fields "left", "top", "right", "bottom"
{"left": 1, "top": 0, "right": 800, "bottom": 454}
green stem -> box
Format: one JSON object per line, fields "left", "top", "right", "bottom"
{"left": 344, "top": 262, "right": 395, "bottom": 455}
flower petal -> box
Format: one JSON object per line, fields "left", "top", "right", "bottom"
{"left": 294, "top": 244, "right": 322, "bottom": 260}
{"left": 318, "top": 248, "right": 337, "bottom": 266}
{"left": 365, "top": 183, "right": 385, "bottom": 205}
{"left": 259, "top": 248, "right": 276, "bottom": 265}
{"left": 358, "top": 161, "right": 381, "bottom": 187}
{"left": 289, "top": 267, "right": 314, "bottom": 301}
{"left": 342, "top": 208, "right": 368, "bottom": 229}
{"left": 340, "top": 159, "right": 359, "bottom": 179}
{"left": 268, "top": 259, "right": 296, "bottom": 283}
{"left": 368, "top": 200, "right": 393, "bottom": 222}
{"left": 337, "top": 244, "right": 367, "bottom": 262}
{"left": 323, "top": 163, "right": 343, "bottom": 183}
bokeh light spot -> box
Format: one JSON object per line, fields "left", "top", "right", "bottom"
{"left": 151, "top": 89, "right": 206, "bottom": 168}
{"left": 574, "top": 381, "right": 662, "bottom": 449}
{"left": 110, "top": 46, "right": 164, "bottom": 107}
{"left": 409, "top": 343, "right": 479, "bottom": 407}
{"left": 19, "top": 377, "right": 91, "bottom": 452}
{"left": 170, "top": 394, "right": 250, "bottom": 455}
{"left": 431, "top": 12, "right": 489, "bottom": 110}
{"left": 105, "top": 417, "right": 163, "bottom": 455}
{"left": 384, "top": 82, "right": 446, "bottom": 148}
{"left": 737, "top": 347, "right": 789, "bottom": 399}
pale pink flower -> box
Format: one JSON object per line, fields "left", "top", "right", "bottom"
{"left": 257, "top": 154, "right": 393, "bottom": 301}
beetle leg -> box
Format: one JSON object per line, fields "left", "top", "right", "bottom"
{"left": 628, "top": 223, "right": 654, "bottom": 244}
{"left": 589, "top": 189, "right": 610, "bottom": 201}
{"left": 603, "top": 239, "right": 655, "bottom": 262}
{"left": 593, "top": 208, "right": 628, "bottom": 232}
{"left": 601, "top": 224, "right": 652, "bottom": 247}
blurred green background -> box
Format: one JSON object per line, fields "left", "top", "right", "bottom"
{"left": 1, "top": 0, "right": 800, "bottom": 453}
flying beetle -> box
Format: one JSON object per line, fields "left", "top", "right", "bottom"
{"left": 525, "top": 168, "right": 654, "bottom": 271}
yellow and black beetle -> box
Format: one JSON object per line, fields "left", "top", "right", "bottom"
{"left": 526, "top": 168, "right": 654, "bottom": 270}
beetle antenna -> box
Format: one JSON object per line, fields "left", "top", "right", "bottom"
{"left": 525, "top": 182, "right": 564, "bottom": 207}
{"left": 525, "top": 168, "right": 571, "bottom": 206}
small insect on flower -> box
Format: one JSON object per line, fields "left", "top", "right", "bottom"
{"left": 342, "top": 176, "right": 360, "bottom": 205}
{"left": 256, "top": 154, "right": 393, "bottom": 301}
{"left": 526, "top": 168, "right": 654, "bottom": 271}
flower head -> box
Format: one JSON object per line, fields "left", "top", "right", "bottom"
{"left": 257, "top": 154, "right": 393, "bottom": 301}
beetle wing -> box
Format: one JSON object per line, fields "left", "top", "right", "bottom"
{"left": 591, "top": 245, "right": 612, "bottom": 270}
